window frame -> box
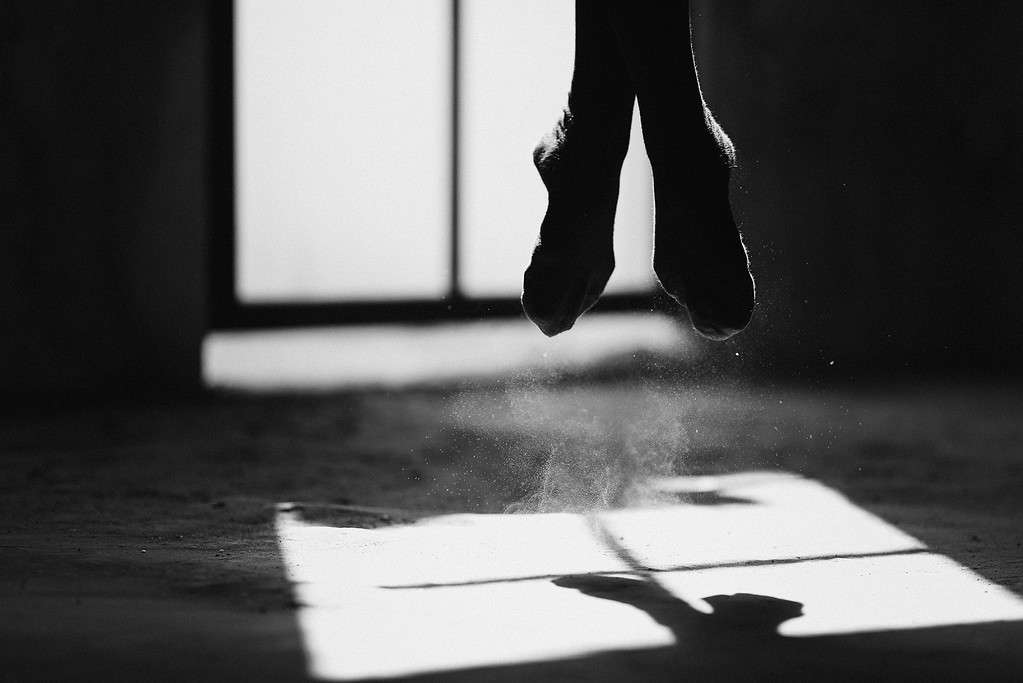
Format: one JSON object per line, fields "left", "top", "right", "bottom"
{"left": 209, "top": 0, "right": 661, "bottom": 330}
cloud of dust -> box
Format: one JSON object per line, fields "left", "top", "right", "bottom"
{"left": 500, "top": 375, "right": 692, "bottom": 514}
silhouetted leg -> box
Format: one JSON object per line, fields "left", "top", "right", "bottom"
{"left": 607, "top": 1, "right": 755, "bottom": 340}
{"left": 522, "top": 0, "right": 635, "bottom": 337}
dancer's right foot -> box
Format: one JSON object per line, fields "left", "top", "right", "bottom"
{"left": 651, "top": 111, "right": 755, "bottom": 341}
{"left": 604, "top": 2, "right": 755, "bottom": 340}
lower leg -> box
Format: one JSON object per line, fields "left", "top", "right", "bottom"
{"left": 522, "top": 0, "right": 635, "bottom": 337}
{"left": 608, "top": 1, "right": 754, "bottom": 340}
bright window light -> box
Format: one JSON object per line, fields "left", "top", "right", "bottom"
{"left": 276, "top": 472, "right": 1023, "bottom": 680}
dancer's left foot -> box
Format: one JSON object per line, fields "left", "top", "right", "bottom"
{"left": 521, "top": 0, "right": 635, "bottom": 337}
{"left": 522, "top": 96, "right": 633, "bottom": 337}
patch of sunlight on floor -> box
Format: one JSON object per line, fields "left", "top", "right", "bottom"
{"left": 204, "top": 312, "right": 691, "bottom": 390}
{"left": 275, "top": 472, "right": 1023, "bottom": 681}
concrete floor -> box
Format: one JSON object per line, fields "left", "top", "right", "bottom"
{"left": 2, "top": 377, "right": 1022, "bottom": 681}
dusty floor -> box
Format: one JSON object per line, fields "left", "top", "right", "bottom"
{"left": 2, "top": 375, "right": 1022, "bottom": 680}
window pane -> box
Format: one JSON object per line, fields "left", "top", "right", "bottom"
{"left": 460, "top": 0, "right": 653, "bottom": 297}
{"left": 236, "top": 0, "right": 451, "bottom": 302}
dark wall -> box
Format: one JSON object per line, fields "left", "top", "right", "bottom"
{"left": 2, "top": 2, "right": 209, "bottom": 395}
{"left": 696, "top": 1, "right": 1023, "bottom": 375}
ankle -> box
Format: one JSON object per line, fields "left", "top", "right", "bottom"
{"left": 643, "top": 106, "right": 736, "bottom": 175}
{"left": 704, "top": 108, "right": 736, "bottom": 168}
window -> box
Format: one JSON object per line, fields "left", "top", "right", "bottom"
{"left": 212, "top": 0, "right": 655, "bottom": 329}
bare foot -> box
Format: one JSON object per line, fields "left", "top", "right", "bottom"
{"left": 651, "top": 110, "right": 755, "bottom": 340}
{"left": 521, "top": 0, "right": 634, "bottom": 337}
{"left": 522, "top": 97, "right": 633, "bottom": 336}
{"left": 606, "top": 2, "right": 756, "bottom": 341}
